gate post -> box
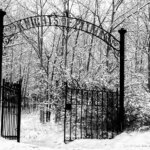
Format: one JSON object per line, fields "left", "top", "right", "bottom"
{"left": 118, "top": 28, "right": 126, "bottom": 132}
{"left": 17, "top": 81, "right": 22, "bottom": 142}
{"left": 0, "top": 10, "right": 6, "bottom": 102}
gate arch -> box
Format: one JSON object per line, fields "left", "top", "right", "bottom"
{"left": 3, "top": 13, "right": 119, "bottom": 51}
{"left": 0, "top": 10, "right": 126, "bottom": 143}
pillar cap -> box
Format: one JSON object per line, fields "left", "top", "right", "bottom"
{"left": 0, "top": 9, "right": 6, "bottom": 16}
{"left": 118, "top": 28, "right": 127, "bottom": 34}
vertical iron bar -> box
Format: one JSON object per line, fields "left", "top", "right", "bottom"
{"left": 111, "top": 92, "right": 114, "bottom": 138}
{"left": 11, "top": 88, "right": 13, "bottom": 139}
{"left": 5, "top": 82, "right": 7, "bottom": 138}
{"left": 15, "top": 86, "right": 17, "bottom": 139}
{"left": 64, "top": 82, "right": 68, "bottom": 143}
{"left": 5, "top": 81, "right": 7, "bottom": 138}
{"left": 13, "top": 89, "right": 15, "bottom": 139}
{"left": 106, "top": 92, "right": 108, "bottom": 138}
{"left": 17, "top": 82, "right": 22, "bottom": 142}
{"left": 118, "top": 28, "right": 126, "bottom": 132}
{"left": 75, "top": 89, "right": 77, "bottom": 139}
{"left": 8, "top": 85, "right": 10, "bottom": 139}
{"left": 15, "top": 88, "right": 17, "bottom": 138}
{"left": 11, "top": 93, "right": 13, "bottom": 139}
{"left": 86, "top": 90, "right": 88, "bottom": 138}
{"left": 80, "top": 89, "right": 83, "bottom": 139}
{"left": 91, "top": 91, "right": 93, "bottom": 139}
{"left": 70, "top": 88, "right": 72, "bottom": 141}
{"left": 96, "top": 91, "right": 99, "bottom": 139}
{"left": 1, "top": 79, "right": 4, "bottom": 136}
{"left": 9, "top": 90, "right": 11, "bottom": 139}
{"left": 6, "top": 85, "right": 9, "bottom": 138}
{"left": 116, "top": 88, "right": 119, "bottom": 134}
{"left": 101, "top": 91, "right": 104, "bottom": 138}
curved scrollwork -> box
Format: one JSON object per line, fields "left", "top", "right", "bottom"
{"left": 111, "top": 38, "right": 120, "bottom": 49}
{"left": 3, "top": 34, "right": 18, "bottom": 47}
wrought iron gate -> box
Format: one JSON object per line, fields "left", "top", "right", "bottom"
{"left": 1, "top": 79, "right": 22, "bottom": 142}
{"left": 0, "top": 9, "right": 126, "bottom": 144}
{"left": 64, "top": 83, "right": 120, "bottom": 143}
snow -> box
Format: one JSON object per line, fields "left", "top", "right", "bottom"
{"left": 1, "top": 111, "right": 150, "bottom": 150}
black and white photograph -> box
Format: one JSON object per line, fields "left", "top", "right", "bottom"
{"left": 0, "top": 0, "right": 150, "bottom": 149}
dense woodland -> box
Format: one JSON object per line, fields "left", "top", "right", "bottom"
{"left": 1, "top": 0, "right": 150, "bottom": 130}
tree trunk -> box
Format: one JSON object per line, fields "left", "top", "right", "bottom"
{"left": 71, "top": 30, "right": 80, "bottom": 75}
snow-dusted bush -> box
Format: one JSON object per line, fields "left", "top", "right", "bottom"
{"left": 125, "top": 81, "right": 150, "bottom": 130}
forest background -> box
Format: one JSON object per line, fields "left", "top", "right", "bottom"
{"left": 1, "top": 0, "right": 150, "bottom": 130}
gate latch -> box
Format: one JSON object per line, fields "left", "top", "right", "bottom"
{"left": 65, "top": 104, "right": 72, "bottom": 110}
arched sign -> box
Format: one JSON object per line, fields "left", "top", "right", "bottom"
{"left": 3, "top": 13, "right": 119, "bottom": 51}
{"left": 0, "top": 10, "right": 126, "bottom": 142}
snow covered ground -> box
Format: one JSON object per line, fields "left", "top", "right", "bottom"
{"left": 1, "top": 111, "right": 150, "bottom": 150}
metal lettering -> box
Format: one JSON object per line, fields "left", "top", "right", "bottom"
{"left": 68, "top": 17, "right": 72, "bottom": 27}
{"left": 79, "top": 20, "right": 85, "bottom": 30}
{"left": 30, "top": 17, "right": 36, "bottom": 28}
{"left": 53, "top": 15, "right": 59, "bottom": 26}
{"left": 104, "top": 33, "right": 109, "bottom": 42}
{"left": 98, "top": 29, "right": 105, "bottom": 40}
{"left": 62, "top": 16, "right": 67, "bottom": 26}
{"left": 34, "top": 17, "right": 41, "bottom": 27}
{"left": 17, "top": 20, "right": 26, "bottom": 32}
{"left": 24, "top": 18, "right": 31, "bottom": 29}
{"left": 3, "top": 14, "right": 119, "bottom": 50}
{"left": 85, "top": 22, "right": 90, "bottom": 33}
{"left": 89, "top": 24, "right": 96, "bottom": 34}
{"left": 74, "top": 19, "right": 81, "bottom": 30}
{"left": 42, "top": 16, "right": 47, "bottom": 26}
{"left": 86, "top": 23, "right": 92, "bottom": 33}
{"left": 92, "top": 25, "right": 99, "bottom": 36}
{"left": 94, "top": 27, "right": 101, "bottom": 37}
{"left": 47, "top": 15, "right": 52, "bottom": 26}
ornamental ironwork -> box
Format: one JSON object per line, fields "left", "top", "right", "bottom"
{"left": 3, "top": 13, "right": 119, "bottom": 50}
